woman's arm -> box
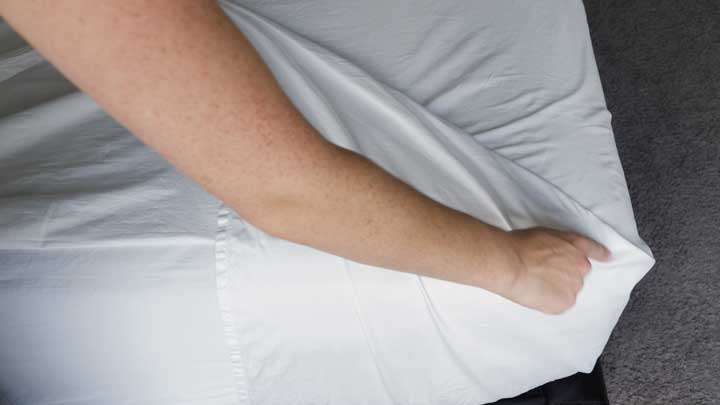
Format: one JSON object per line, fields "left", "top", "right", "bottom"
{"left": 0, "top": 0, "right": 609, "bottom": 314}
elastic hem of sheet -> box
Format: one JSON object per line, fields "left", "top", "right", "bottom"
{"left": 214, "top": 203, "right": 252, "bottom": 405}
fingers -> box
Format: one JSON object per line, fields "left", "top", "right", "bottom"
{"left": 562, "top": 232, "right": 611, "bottom": 262}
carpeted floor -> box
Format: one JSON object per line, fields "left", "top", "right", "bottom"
{"left": 583, "top": 1, "right": 720, "bottom": 403}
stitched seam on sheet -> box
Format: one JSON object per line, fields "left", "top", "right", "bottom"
{"left": 214, "top": 204, "right": 252, "bottom": 405}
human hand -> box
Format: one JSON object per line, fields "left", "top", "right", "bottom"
{"left": 492, "top": 227, "right": 611, "bottom": 315}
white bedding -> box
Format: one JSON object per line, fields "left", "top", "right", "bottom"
{"left": 0, "top": 1, "right": 654, "bottom": 404}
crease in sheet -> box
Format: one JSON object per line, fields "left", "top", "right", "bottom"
{"left": 222, "top": 3, "right": 514, "bottom": 231}
{"left": 0, "top": 46, "right": 44, "bottom": 82}
{"left": 213, "top": 2, "right": 655, "bottom": 400}
{"left": 220, "top": 2, "right": 653, "bottom": 262}
{"left": 414, "top": 275, "right": 500, "bottom": 399}
{"left": 340, "top": 257, "right": 399, "bottom": 405}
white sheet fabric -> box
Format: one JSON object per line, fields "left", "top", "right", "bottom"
{"left": 0, "top": 1, "right": 654, "bottom": 404}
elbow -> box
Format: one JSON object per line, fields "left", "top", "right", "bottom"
{"left": 229, "top": 142, "right": 343, "bottom": 241}
{"left": 235, "top": 144, "right": 343, "bottom": 240}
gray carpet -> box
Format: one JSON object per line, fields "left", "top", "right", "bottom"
{"left": 583, "top": 1, "right": 720, "bottom": 403}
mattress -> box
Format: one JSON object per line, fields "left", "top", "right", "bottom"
{"left": 0, "top": 1, "right": 654, "bottom": 404}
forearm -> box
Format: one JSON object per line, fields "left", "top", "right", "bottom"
{"left": 263, "top": 144, "right": 511, "bottom": 289}
{"left": 0, "top": 0, "right": 510, "bottom": 290}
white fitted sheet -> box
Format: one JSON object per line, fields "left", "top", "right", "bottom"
{"left": 0, "top": 1, "right": 654, "bottom": 404}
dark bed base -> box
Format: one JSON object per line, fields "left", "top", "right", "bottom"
{"left": 489, "top": 357, "right": 610, "bottom": 405}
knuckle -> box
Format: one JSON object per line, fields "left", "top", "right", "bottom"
{"left": 577, "top": 256, "right": 591, "bottom": 272}
{"left": 567, "top": 233, "right": 586, "bottom": 246}
{"left": 566, "top": 232, "right": 582, "bottom": 241}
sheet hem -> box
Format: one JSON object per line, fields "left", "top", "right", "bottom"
{"left": 215, "top": 203, "right": 252, "bottom": 405}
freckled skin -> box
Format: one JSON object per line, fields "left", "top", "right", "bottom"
{"left": 0, "top": 0, "right": 611, "bottom": 314}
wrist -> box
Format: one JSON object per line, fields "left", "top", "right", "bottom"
{"left": 426, "top": 214, "right": 515, "bottom": 292}
{"left": 461, "top": 222, "right": 522, "bottom": 295}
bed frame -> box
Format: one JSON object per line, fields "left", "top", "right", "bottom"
{"left": 492, "top": 358, "right": 609, "bottom": 404}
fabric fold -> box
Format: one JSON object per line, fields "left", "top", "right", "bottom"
{"left": 213, "top": 2, "right": 655, "bottom": 403}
